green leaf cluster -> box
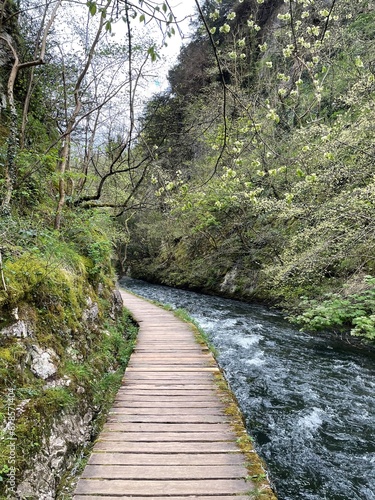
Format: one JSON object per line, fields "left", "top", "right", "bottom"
{"left": 294, "top": 277, "right": 375, "bottom": 340}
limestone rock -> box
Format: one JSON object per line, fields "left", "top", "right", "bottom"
{"left": 44, "top": 376, "right": 72, "bottom": 389}
{"left": 17, "top": 411, "right": 93, "bottom": 499}
{"left": 220, "top": 266, "right": 239, "bottom": 294}
{"left": 82, "top": 296, "right": 99, "bottom": 323}
{"left": 110, "top": 289, "right": 124, "bottom": 319}
{"left": 0, "top": 320, "right": 28, "bottom": 338}
{"left": 29, "top": 345, "right": 58, "bottom": 380}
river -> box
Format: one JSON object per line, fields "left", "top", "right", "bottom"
{"left": 120, "top": 278, "right": 375, "bottom": 500}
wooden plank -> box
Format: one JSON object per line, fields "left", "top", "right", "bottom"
{"left": 112, "top": 401, "right": 223, "bottom": 408}
{"left": 125, "top": 367, "right": 220, "bottom": 372}
{"left": 119, "top": 385, "right": 215, "bottom": 390}
{"left": 88, "top": 452, "right": 246, "bottom": 466}
{"left": 123, "top": 377, "right": 213, "bottom": 382}
{"left": 115, "top": 390, "right": 217, "bottom": 395}
{"left": 133, "top": 348, "right": 203, "bottom": 354}
{"left": 80, "top": 464, "right": 247, "bottom": 479}
{"left": 121, "top": 381, "right": 215, "bottom": 385}
{"left": 93, "top": 441, "right": 240, "bottom": 453}
{"left": 74, "top": 479, "right": 250, "bottom": 496}
{"left": 107, "top": 414, "right": 228, "bottom": 423}
{"left": 123, "top": 377, "right": 215, "bottom": 383}
{"left": 128, "top": 361, "right": 212, "bottom": 366}
{"left": 127, "top": 363, "right": 212, "bottom": 367}
{"left": 131, "top": 353, "right": 212, "bottom": 357}
{"left": 119, "top": 386, "right": 217, "bottom": 391}
{"left": 133, "top": 355, "right": 208, "bottom": 358}
{"left": 122, "top": 374, "right": 214, "bottom": 378}
{"left": 102, "top": 423, "right": 232, "bottom": 432}
{"left": 74, "top": 496, "right": 251, "bottom": 500}
{"left": 109, "top": 408, "right": 224, "bottom": 415}
{"left": 99, "top": 431, "right": 236, "bottom": 442}
{"left": 114, "top": 395, "right": 220, "bottom": 402}
{"left": 123, "top": 372, "right": 214, "bottom": 377}
{"left": 134, "top": 342, "right": 198, "bottom": 345}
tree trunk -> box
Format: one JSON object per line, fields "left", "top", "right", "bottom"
{"left": 54, "top": 135, "right": 70, "bottom": 230}
{"left": 0, "top": 1, "right": 61, "bottom": 214}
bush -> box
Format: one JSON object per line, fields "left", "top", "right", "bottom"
{"left": 293, "top": 276, "right": 375, "bottom": 340}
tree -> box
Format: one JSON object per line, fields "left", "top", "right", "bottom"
{"left": 0, "top": 0, "right": 61, "bottom": 214}
{"left": 0, "top": 0, "right": 186, "bottom": 224}
{"left": 123, "top": 0, "right": 375, "bottom": 343}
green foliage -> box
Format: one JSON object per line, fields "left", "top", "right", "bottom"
{"left": 294, "top": 277, "right": 375, "bottom": 340}
{"left": 61, "top": 309, "right": 136, "bottom": 402}
{"left": 124, "top": 0, "right": 375, "bottom": 347}
{"left": 87, "top": 240, "right": 112, "bottom": 278}
{"left": 61, "top": 210, "right": 115, "bottom": 285}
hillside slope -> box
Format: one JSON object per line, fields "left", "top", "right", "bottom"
{"left": 125, "top": 0, "right": 375, "bottom": 345}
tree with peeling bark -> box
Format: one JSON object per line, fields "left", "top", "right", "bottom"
{"left": 0, "top": 0, "right": 61, "bottom": 215}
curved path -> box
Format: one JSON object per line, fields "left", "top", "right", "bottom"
{"left": 73, "top": 289, "right": 252, "bottom": 499}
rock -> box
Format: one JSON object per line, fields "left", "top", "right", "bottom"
{"left": 29, "top": 345, "right": 58, "bottom": 380}
{"left": 110, "top": 289, "right": 123, "bottom": 319}
{"left": 49, "top": 435, "right": 67, "bottom": 471}
{"left": 16, "top": 464, "right": 54, "bottom": 500}
{"left": 17, "top": 411, "right": 93, "bottom": 500}
{"left": 220, "top": 266, "right": 239, "bottom": 294}
{"left": 0, "top": 320, "right": 28, "bottom": 338}
{"left": 82, "top": 296, "right": 99, "bottom": 323}
{"left": 66, "top": 346, "right": 78, "bottom": 361}
{"left": 44, "top": 376, "right": 72, "bottom": 389}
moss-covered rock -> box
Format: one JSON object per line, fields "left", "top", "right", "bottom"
{"left": 0, "top": 213, "right": 137, "bottom": 498}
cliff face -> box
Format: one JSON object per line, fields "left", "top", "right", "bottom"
{"left": 1, "top": 285, "right": 136, "bottom": 499}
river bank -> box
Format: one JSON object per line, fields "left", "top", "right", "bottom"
{"left": 126, "top": 271, "right": 375, "bottom": 354}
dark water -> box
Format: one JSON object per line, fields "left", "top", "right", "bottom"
{"left": 120, "top": 278, "right": 375, "bottom": 500}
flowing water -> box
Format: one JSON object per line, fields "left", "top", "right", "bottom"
{"left": 120, "top": 278, "right": 375, "bottom": 500}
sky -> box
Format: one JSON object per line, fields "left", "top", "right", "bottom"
{"left": 150, "top": 0, "right": 198, "bottom": 91}
{"left": 53, "top": 0, "right": 199, "bottom": 120}
{"left": 163, "top": 0, "right": 197, "bottom": 55}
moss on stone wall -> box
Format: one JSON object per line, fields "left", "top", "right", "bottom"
{"left": 0, "top": 214, "right": 137, "bottom": 498}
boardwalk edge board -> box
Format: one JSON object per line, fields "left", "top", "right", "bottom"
{"left": 72, "top": 289, "right": 277, "bottom": 499}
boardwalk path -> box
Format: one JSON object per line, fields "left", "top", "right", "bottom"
{"left": 73, "top": 289, "right": 253, "bottom": 499}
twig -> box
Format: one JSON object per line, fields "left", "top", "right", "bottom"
{"left": 194, "top": 0, "right": 228, "bottom": 185}
{"left": 0, "top": 251, "right": 7, "bottom": 292}
{"left": 320, "top": 0, "right": 337, "bottom": 43}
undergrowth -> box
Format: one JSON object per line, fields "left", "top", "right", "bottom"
{"left": 293, "top": 276, "right": 375, "bottom": 341}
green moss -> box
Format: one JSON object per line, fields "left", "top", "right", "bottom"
{"left": 57, "top": 310, "right": 138, "bottom": 497}
{"left": 0, "top": 210, "right": 135, "bottom": 496}
{"left": 0, "top": 340, "right": 28, "bottom": 386}
{"left": 212, "top": 374, "right": 276, "bottom": 499}
{"left": 0, "top": 306, "right": 138, "bottom": 497}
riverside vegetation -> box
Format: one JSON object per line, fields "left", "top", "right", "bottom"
{"left": 0, "top": 0, "right": 374, "bottom": 495}
{"left": 125, "top": 0, "right": 375, "bottom": 345}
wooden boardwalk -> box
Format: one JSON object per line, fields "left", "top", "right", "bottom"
{"left": 73, "top": 289, "right": 253, "bottom": 499}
